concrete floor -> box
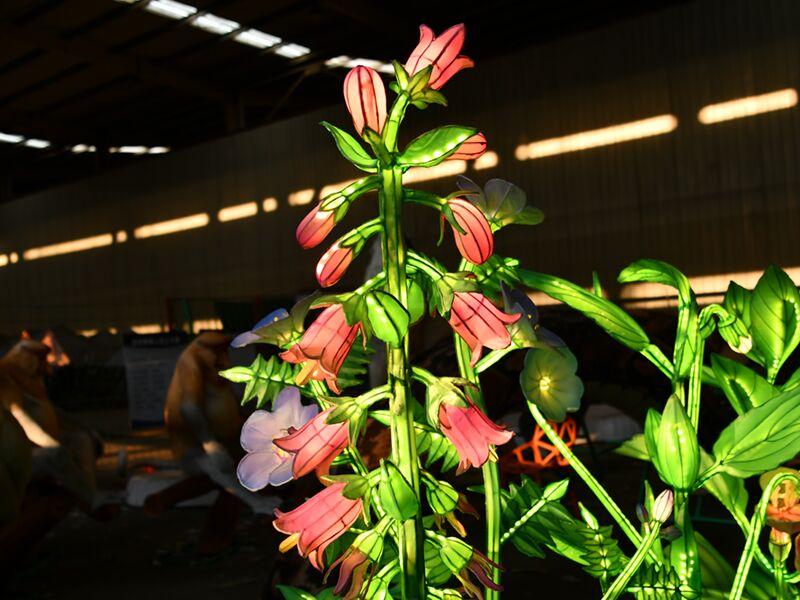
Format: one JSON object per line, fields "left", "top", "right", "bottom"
{"left": 1, "top": 409, "right": 742, "bottom": 599}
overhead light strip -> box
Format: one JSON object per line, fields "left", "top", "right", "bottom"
{"left": 698, "top": 88, "right": 798, "bottom": 124}
{"left": 134, "top": 213, "right": 210, "bottom": 239}
{"left": 114, "top": 0, "right": 310, "bottom": 58}
{"left": 24, "top": 234, "right": 114, "bottom": 261}
{"left": 515, "top": 114, "right": 678, "bottom": 160}
{"left": 218, "top": 202, "right": 258, "bottom": 222}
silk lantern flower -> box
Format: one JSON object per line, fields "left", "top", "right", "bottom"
{"left": 439, "top": 400, "right": 513, "bottom": 474}
{"left": 237, "top": 386, "right": 319, "bottom": 490}
{"left": 274, "top": 481, "right": 363, "bottom": 570}
{"left": 447, "top": 198, "right": 494, "bottom": 264}
{"left": 273, "top": 407, "right": 349, "bottom": 478}
{"left": 327, "top": 528, "right": 385, "bottom": 600}
{"left": 316, "top": 242, "right": 353, "bottom": 288}
{"left": 448, "top": 291, "right": 520, "bottom": 366}
{"left": 439, "top": 536, "right": 503, "bottom": 599}
{"left": 520, "top": 348, "right": 584, "bottom": 422}
{"left": 344, "top": 66, "right": 387, "bottom": 135}
{"left": 761, "top": 468, "right": 800, "bottom": 534}
{"left": 297, "top": 204, "right": 336, "bottom": 249}
{"left": 405, "top": 23, "right": 474, "bottom": 90}
{"left": 280, "top": 304, "right": 362, "bottom": 393}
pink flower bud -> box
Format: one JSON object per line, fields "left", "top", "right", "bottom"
{"left": 448, "top": 133, "right": 486, "bottom": 160}
{"left": 447, "top": 198, "right": 494, "bottom": 265}
{"left": 652, "top": 489, "right": 674, "bottom": 523}
{"left": 297, "top": 204, "right": 335, "bottom": 249}
{"left": 343, "top": 66, "right": 387, "bottom": 135}
{"left": 316, "top": 243, "right": 353, "bottom": 288}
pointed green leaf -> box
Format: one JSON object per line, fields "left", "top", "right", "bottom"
{"left": 710, "top": 353, "right": 778, "bottom": 415}
{"left": 712, "top": 385, "right": 800, "bottom": 477}
{"left": 518, "top": 269, "right": 651, "bottom": 352}
{"left": 378, "top": 460, "right": 419, "bottom": 521}
{"left": 750, "top": 265, "right": 800, "bottom": 383}
{"left": 646, "top": 395, "right": 700, "bottom": 490}
{"left": 320, "top": 121, "right": 377, "bottom": 172}
{"left": 397, "top": 125, "right": 477, "bottom": 168}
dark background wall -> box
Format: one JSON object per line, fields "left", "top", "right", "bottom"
{"left": 1, "top": 0, "right": 798, "bottom": 332}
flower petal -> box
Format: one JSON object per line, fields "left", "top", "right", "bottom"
{"left": 237, "top": 451, "right": 280, "bottom": 491}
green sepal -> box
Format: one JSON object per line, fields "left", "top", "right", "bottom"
{"left": 313, "top": 293, "right": 367, "bottom": 328}
{"left": 365, "top": 290, "right": 410, "bottom": 348}
{"left": 319, "top": 175, "right": 380, "bottom": 212}
{"left": 407, "top": 277, "right": 426, "bottom": 324}
{"left": 406, "top": 64, "right": 433, "bottom": 96}
{"left": 392, "top": 60, "right": 409, "bottom": 90}
{"left": 518, "top": 269, "right": 652, "bottom": 353}
{"left": 362, "top": 126, "right": 392, "bottom": 165}
{"left": 397, "top": 125, "right": 477, "bottom": 168}
{"left": 424, "top": 477, "right": 460, "bottom": 515}
{"left": 320, "top": 121, "right": 378, "bottom": 173}
{"left": 432, "top": 272, "right": 479, "bottom": 315}
{"left": 438, "top": 537, "right": 473, "bottom": 574}
{"left": 324, "top": 396, "right": 367, "bottom": 446}
{"left": 644, "top": 394, "right": 700, "bottom": 490}
{"left": 424, "top": 376, "right": 472, "bottom": 427}
{"left": 378, "top": 459, "right": 419, "bottom": 522}
{"left": 711, "top": 384, "right": 800, "bottom": 478}
{"left": 750, "top": 264, "right": 800, "bottom": 383}
{"left": 424, "top": 539, "right": 452, "bottom": 585}
{"left": 411, "top": 88, "right": 448, "bottom": 109}
{"left": 342, "top": 475, "right": 371, "bottom": 500}
{"left": 710, "top": 353, "right": 778, "bottom": 414}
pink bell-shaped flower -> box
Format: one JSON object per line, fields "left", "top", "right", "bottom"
{"left": 344, "top": 66, "right": 387, "bottom": 135}
{"left": 274, "top": 481, "right": 362, "bottom": 570}
{"left": 449, "top": 291, "right": 520, "bottom": 366}
{"left": 404, "top": 24, "right": 474, "bottom": 90}
{"left": 297, "top": 204, "right": 336, "bottom": 249}
{"left": 447, "top": 198, "right": 494, "bottom": 264}
{"left": 279, "top": 304, "right": 361, "bottom": 394}
{"left": 273, "top": 407, "right": 349, "bottom": 479}
{"left": 448, "top": 133, "right": 487, "bottom": 160}
{"left": 316, "top": 242, "right": 353, "bottom": 288}
{"left": 439, "top": 400, "right": 513, "bottom": 474}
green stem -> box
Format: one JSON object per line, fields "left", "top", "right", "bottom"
{"left": 730, "top": 473, "right": 800, "bottom": 600}
{"left": 601, "top": 523, "right": 662, "bottom": 600}
{"left": 454, "top": 332, "right": 502, "bottom": 600}
{"left": 775, "top": 559, "right": 786, "bottom": 598}
{"left": 383, "top": 92, "right": 410, "bottom": 152}
{"left": 380, "top": 164, "right": 425, "bottom": 600}
{"left": 670, "top": 491, "right": 700, "bottom": 591}
{"left": 687, "top": 337, "right": 705, "bottom": 430}
{"left": 527, "top": 402, "right": 657, "bottom": 562}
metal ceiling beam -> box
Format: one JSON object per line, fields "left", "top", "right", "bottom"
{"left": 0, "top": 20, "right": 263, "bottom": 106}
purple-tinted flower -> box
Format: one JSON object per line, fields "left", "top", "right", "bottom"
{"left": 237, "top": 387, "right": 318, "bottom": 489}
{"left": 231, "top": 308, "right": 290, "bottom": 348}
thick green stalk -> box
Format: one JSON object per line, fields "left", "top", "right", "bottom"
{"left": 453, "top": 297, "right": 502, "bottom": 600}
{"left": 527, "top": 403, "right": 657, "bottom": 562}
{"left": 380, "top": 165, "right": 425, "bottom": 600}
{"left": 670, "top": 491, "right": 700, "bottom": 592}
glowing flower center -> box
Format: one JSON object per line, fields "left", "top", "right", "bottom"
{"left": 538, "top": 375, "right": 552, "bottom": 391}
{"left": 273, "top": 442, "right": 291, "bottom": 460}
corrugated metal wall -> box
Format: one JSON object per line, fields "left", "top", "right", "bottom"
{"left": 1, "top": 0, "right": 798, "bottom": 332}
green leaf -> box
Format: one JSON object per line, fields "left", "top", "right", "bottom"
{"left": 750, "top": 265, "right": 800, "bottom": 383}
{"left": 335, "top": 337, "right": 373, "bottom": 391}
{"left": 320, "top": 121, "right": 377, "bottom": 172}
{"left": 710, "top": 353, "right": 778, "bottom": 415}
{"left": 220, "top": 355, "right": 300, "bottom": 408}
{"left": 724, "top": 281, "right": 752, "bottom": 327}
{"left": 615, "top": 433, "right": 650, "bottom": 461}
{"left": 365, "top": 290, "right": 410, "bottom": 348}
{"left": 618, "top": 259, "right": 698, "bottom": 378}
{"left": 518, "top": 269, "right": 651, "bottom": 352}
{"left": 499, "top": 476, "right": 592, "bottom": 564}
{"left": 277, "top": 585, "right": 317, "bottom": 600}
{"left": 711, "top": 385, "right": 800, "bottom": 477}
{"left": 699, "top": 448, "right": 748, "bottom": 519}
{"left": 628, "top": 563, "right": 698, "bottom": 599}
{"left": 644, "top": 394, "right": 700, "bottom": 490}
{"left": 397, "top": 126, "right": 477, "bottom": 168}
{"left": 783, "top": 366, "right": 800, "bottom": 392}
{"left": 574, "top": 503, "right": 626, "bottom": 580}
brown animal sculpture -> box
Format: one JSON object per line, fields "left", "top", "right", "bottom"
{"left": 0, "top": 340, "right": 100, "bottom": 507}
{"left": 154, "top": 332, "right": 277, "bottom": 554}
{"left": 0, "top": 387, "right": 31, "bottom": 524}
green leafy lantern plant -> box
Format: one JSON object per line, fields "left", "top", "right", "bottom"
{"left": 221, "top": 22, "right": 800, "bottom": 600}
